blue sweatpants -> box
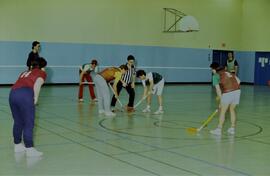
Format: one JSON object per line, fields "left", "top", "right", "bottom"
{"left": 9, "top": 87, "right": 35, "bottom": 148}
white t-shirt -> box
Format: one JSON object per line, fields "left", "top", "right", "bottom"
{"left": 142, "top": 72, "right": 153, "bottom": 87}
{"left": 80, "top": 64, "right": 98, "bottom": 73}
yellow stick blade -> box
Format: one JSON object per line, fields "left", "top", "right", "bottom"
{"left": 186, "top": 127, "right": 198, "bottom": 133}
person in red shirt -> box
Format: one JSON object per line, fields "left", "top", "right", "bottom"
{"left": 10, "top": 57, "right": 47, "bottom": 157}
{"left": 209, "top": 62, "right": 241, "bottom": 135}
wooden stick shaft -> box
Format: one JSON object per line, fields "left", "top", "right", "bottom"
{"left": 197, "top": 109, "right": 218, "bottom": 131}
{"left": 108, "top": 84, "right": 123, "bottom": 107}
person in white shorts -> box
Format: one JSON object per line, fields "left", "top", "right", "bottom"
{"left": 209, "top": 62, "right": 241, "bottom": 135}
{"left": 136, "top": 70, "right": 164, "bottom": 114}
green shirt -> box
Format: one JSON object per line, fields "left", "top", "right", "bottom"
{"left": 227, "top": 59, "right": 235, "bottom": 72}
{"left": 212, "top": 73, "right": 220, "bottom": 86}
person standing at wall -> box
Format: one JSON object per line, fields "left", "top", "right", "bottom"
{"left": 26, "top": 41, "right": 41, "bottom": 70}
{"left": 78, "top": 59, "right": 98, "bottom": 102}
{"left": 10, "top": 58, "right": 47, "bottom": 157}
{"left": 225, "top": 52, "right": 239, "bottom": 75}
{"left": 209, "top": 62, "right": 241, "bottom": 135}
{"left": 111, "top": 55, "right": 136, "bottom": 112}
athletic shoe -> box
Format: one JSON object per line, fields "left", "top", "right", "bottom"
{"left": 210, "top": 128, "right": 222, "bottom": 135}
{"left": 14, "top": 143, "right": 26, "bottom": 153}
{"left": 26, "top": 148, "right": 43, "bottom": 157}
{"left": 105, "top": 111, "right": 116, "bottom": 117}
{"left": 98, "top": 110, "right": 105, "bottom": 114}
{"left": 93, "top": 98, "right": 98, "bottom": 102}
{"left": 142, "top": 107, "right": 151, "bottom": 113}
{"left": 154, "top": 109, "right": 164, "bottom": 115}
{"left": 227, "top": 127, "right": 235, "bottom": 135}
{"left": 79, "top": 99, "right": 84, "bottom": 102}
{"left": 126, "top": 106, "right": 135, "bottom": 112}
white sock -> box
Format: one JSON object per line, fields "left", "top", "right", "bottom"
{"left": 146, "top": 105, "right": 150, "bottom": 109}
{"left": 159, "top": 106, "right": 163, "bottom": 111}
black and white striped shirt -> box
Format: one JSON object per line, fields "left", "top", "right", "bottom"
{"left": 122, "top": 64, "right": 136, "bottom": 84}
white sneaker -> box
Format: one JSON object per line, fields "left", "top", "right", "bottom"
{"left": 154, "top": 109, "right": 164, "bottom": 115}
{"left": 105, "top": 111, "right": 116, "bottom": 117}
{"left": 227, "top": 127, "right": 235, "bottom": 135}
{"left": 142, "top": 107, "right": 151, "bottom": 113}
{"left": 93, "top": 98, "right": 98, "bottom": 102}
{"left": 210, "top": 128, "right": 222, "bottom": 135}
{"left": 98, "top": 110, "right": 105, "bottom": 114}
{"left": 26, "top": 147, "right": 43, "bottom": 157}
{"left": 79, "top": 99, "right": 84, "bottom": 102}
{"left": 14, "top": 143, "right": 26, "bottom": 153}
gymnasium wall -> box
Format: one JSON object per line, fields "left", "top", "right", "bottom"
{"left": 0, "top": 0, "right": 263, "bottom": 84}
{"left": 241, "top": 0, "right": 270, "bottom": 51}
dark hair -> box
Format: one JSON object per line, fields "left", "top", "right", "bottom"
{"left": 39, "top": 57, "right": 47, "bottom": 68}
{"left": 136, "top": 70, "right": 146, "bottom": 77}
{"left": 32, "top": 41, "right": 40, "bottom": 49}
{"left": 91, "top": 59, "right": 98, "bottom": 65}
{"left": 210, "top": 62, "right": 219, "bottom": 70}
{"left": 119, "top": 64, "right": 128, "bottom": 70}
{"left": 210, "top": 62, "right": 224, "bottom": 72}
{"left": 127, "top": 55, "right": 135, "bottom": 61}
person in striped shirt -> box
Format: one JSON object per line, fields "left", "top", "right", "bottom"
{"left": 111, "top": 55, "right": 136, "bottom": 112}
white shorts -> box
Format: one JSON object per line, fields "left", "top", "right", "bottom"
{"left": 221, "top": 89, "right": 241, "bottom": 105}
{"left": 152, "top": 79, "right": 164, "bottom": 96}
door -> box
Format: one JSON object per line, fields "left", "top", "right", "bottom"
{"left": 255, "top": 52, "right": 270, "bottom": 85}
{"left": 212, "top": 50, "right": 234, "bottom": 67}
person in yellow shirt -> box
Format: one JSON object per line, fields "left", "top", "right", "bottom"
{"left": 91, "top": 65, "right": 128, "bottom": 117}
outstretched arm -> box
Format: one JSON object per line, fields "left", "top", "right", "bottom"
{"left": 33, "top": 78, "right": 45, "bottom": 105}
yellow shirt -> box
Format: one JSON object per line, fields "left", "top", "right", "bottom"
{"left": 114, "top": 71, "right": 122, "bottom": 84}
{"left": 99, "top": 67, "right": 121, "bottom": 83}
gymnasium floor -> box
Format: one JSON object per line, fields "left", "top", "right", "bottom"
{"left": 0, "top": 84, "right": 269, "bottom": 176}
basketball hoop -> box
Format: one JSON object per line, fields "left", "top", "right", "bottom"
{"left": 179, "top": 16, "right": 199, "bottom": 32}
{"left": 163, "top": 8, "right": 199, "bottom": 33}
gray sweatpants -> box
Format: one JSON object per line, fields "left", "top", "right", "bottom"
{"left": 92, "top": 74, "right": 111, "bottom": 113}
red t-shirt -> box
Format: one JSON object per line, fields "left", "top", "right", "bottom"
{"left": 12, "top": 68, "right": 47, "bottom": 90}
{"left": 218, "top": 71, "right": 240, "bottom": 93}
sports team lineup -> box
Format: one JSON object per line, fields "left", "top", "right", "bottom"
{"left": 9, "top": 41, "right": 241, "bottom": 158}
